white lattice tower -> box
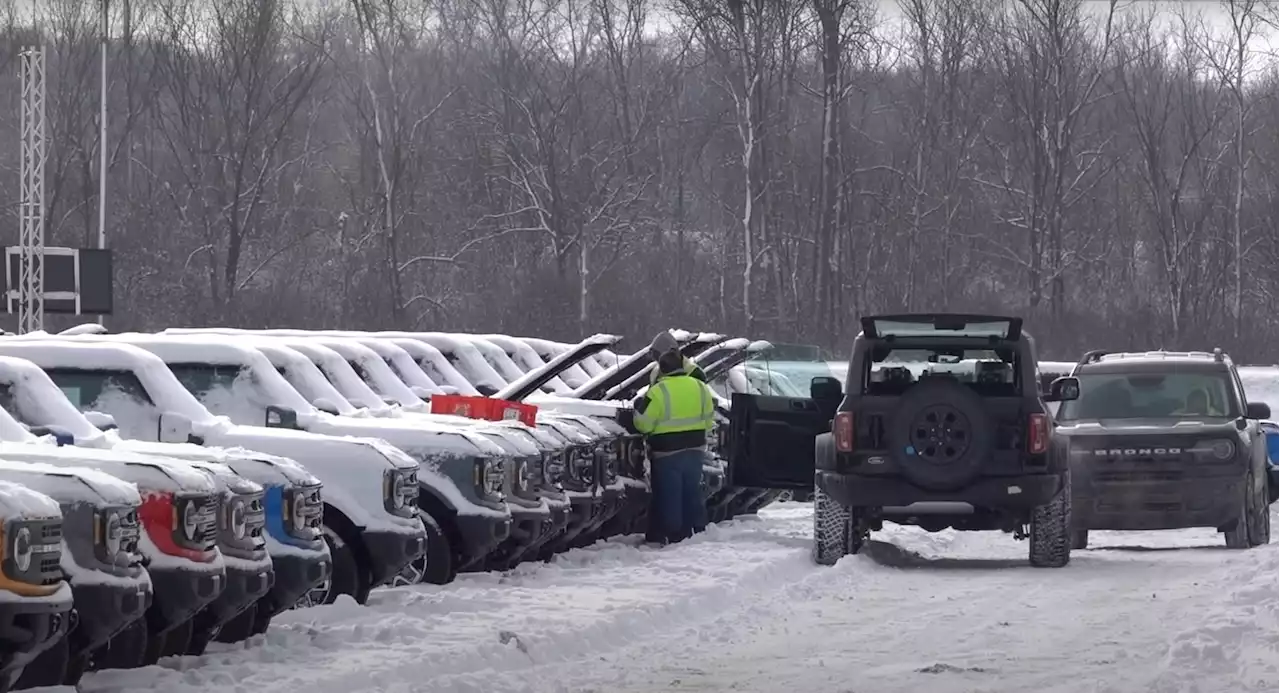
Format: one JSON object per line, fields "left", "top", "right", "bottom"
{"left": 18, "top": 46, "right": 46, "bottom": 334}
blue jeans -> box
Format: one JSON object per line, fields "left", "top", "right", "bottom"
{"left": 649, "top": 448, "right": 708, "bottom": 543}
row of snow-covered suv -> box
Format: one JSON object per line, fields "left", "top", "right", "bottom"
{"left": 0, "top": 326, "right": 789, "bottom": 690}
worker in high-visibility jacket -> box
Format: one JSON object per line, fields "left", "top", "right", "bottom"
{"left": 633, "top": 332, "right": 717, "bottom": 544}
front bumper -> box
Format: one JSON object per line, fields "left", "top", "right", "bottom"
{"left": 0, "top": 591, "right": 73, "bottom": 678}
{"left": 817, "top": 471, "right": 1063, "bottom": 509}
{"left": 364, "top": 527, "right": 427, "bottom": 586}
{"left": 453, "top": 513, "right": 511, "bottom": 570}
{"left": 1072, "top": 463, "right": 1244, "bottom": 531}
{"left": 199, "top": 560, "right": 274, "bottom": 627}
{"left": 146, "top": 565, "right": 225, "bottom": 636}
{"left": 67, "top": 577, "right": 152, "bottom": 653}
{"left": 260, "top": 552, "right": 331, "bottom": 618}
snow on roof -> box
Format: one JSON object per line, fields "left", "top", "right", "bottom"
{"left": 0, "top": 442, "right": 217, "bottom": 494}
{"left": 0, "top": 355, "right": 108, "bottom": 443}
{"left": 394, "top": 334, "right": 507, "bottom": 393}
{"left": 0, "top": 339, "right": 220, "bottom": 427}
{"left": 98, "top": 334, "right": 319, "bottom": 416}
{"left": 517, "top": 337, "right": 595, "bottom": 389}
{"left": 455, "top": 335, "right": 526, "bottom": 384}
{"left": 0, "top": 458, "right": 141, "bottom": 507}
{"left": 0, "top": 479, "right": 61, "bottom": 519}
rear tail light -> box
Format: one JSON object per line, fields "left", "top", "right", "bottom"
{"left": 1028, "top": 413, "right": 1049, "bottom": 455}
{"left": 834, "top": 412, "right": 855, "bottom": 452}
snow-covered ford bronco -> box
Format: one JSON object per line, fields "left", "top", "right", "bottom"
{"left": 728, "top": 314, "right": 1078, "bottom": 568}
{"left": 0, "top": 460, "right": 149, "bottom": 688}
{"left": 0, "top": 339, "right": 425, "bottom": 604}
{"left": 0, "top": 480, "right": 73, "bottom": 692}
{"left": 1056, "top": 349, "right": 1273, "bottom": 550}
{"left": 0, "top": 354, "right": 331, "bottom": 634}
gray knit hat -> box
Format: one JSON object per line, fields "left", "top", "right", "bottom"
{"left": 648, "top": 330, "right": 680, "bottom": 359}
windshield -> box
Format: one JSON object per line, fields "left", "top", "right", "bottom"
{"left": 1058, "top": 372, "right": 1238, "bottom": 420}
{"left": 0, "top": 377, "right": 99, "bottom": 440}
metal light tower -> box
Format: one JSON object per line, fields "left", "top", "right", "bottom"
{"left": 97, "top": 0, "right": 108, "bottom": 326}
{"left": 18, "top": 46, "right": 46, "bottom": 334}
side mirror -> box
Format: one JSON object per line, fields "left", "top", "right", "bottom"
{"left": 158, "top": 411, "right": 195, "bottom": 444}
{"left": 810, "top": 376, "right": 842, "bottom": 401}
{"left": 83, "top": 410, "right": 118, "bottom": 432}
{"left": 1044, "top": 376, "right": 1080, "bottom": 403}
{"left": 1246, "top": 402, "right": 1271, "bottom": 420}
{"left": 410, "top": 386, "right": 434, "bottom": 401}
{"left": 311, "top": 398, "right": 341, "bottom": 415}
{"left": 265, "top": 405, "right": 299, "bottom": 429}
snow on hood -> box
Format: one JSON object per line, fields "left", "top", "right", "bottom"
{"left": 394, "top": 334, "right": 508, "bottom": 393}
{"left": 0, "top": 479, "right": 61, "bottom": 519}
{"left": 0, "top": 442, "right": 217, "bottom": 494}
{"left": 0, "top": 458, "right": 141, "bottom": 507}
{"left": 476, "top": 334, "right": 573, "bottom": 394}
{"left": 456, "top": 336, "right": 528, "bottom": 388}
{"left": 518, "top": 337, "right": 594, "bottom": 389}
{"left": 116, "top": 439, "right": 320, "bottom": 489}
{"left": 527, "top": 393, "right": 626, "bottom": 419}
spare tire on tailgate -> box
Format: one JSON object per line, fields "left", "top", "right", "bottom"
{"left": 886, "top": 377, "right": 994, "bottom": 491}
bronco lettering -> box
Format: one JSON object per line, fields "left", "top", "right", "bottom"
{"left": 1092, "top": 448, "right": 1182, "bottom": 457}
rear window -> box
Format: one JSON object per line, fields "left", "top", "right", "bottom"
{"left": 1058, "top": 372, "right": 1237, "bottom": 420}
{"left": 861, "top": 348, "right": 1022, "bottom": 397}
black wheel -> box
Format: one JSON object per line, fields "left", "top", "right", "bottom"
{"left": 185, "top": 617, "right": 220, "bottom": 656}
{"left": 811, "top": 487, "right": 866, "bottom": 566}
{"left": 214, "top": 604, "right": 258, "bottom": 644}
{"left": 1226, "top": 470, "right": 1270, "bottom": 549}
{"left": 1070, "top": 529, "right": 1089, "bottom": 550}
{"left": 146, "top": 618, "right": 192, "bottom": 665}
{"left": 90, "top": 618, "right": 147, "bottom": 671}
{"left": 886, "top": 379, "right": 993, "bottom": 491}
{"left": 1029, "top": 473, "right": 1072, "bottom": 568}
{"left": 320, "top": 525, "right": 372, "bottom": 605}
{"left": 14, "top": 631, "right": 69, "bottom": 688}
{"left": 249, "top": 605, "right": 274, "bottom": 637}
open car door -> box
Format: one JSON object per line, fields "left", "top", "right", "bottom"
{"left": 726, "top": 391, "right": 822, "bottom": 490}
{"left": 495, "top": 333, "right": 621, "bottom": 402}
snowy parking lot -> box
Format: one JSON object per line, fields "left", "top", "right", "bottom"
{"left": 75, "top": 500, "right": 1278, "bottom": 693}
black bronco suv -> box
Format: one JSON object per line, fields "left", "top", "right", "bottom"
{"left": 1054, "top": 348, "right": 1273, "bottom": 550}
{"left": 726, "top": 314, "right": 1078, "bottom": 568}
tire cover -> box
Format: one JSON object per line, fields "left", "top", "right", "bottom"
{"left": 886, "top": 378, "right": 994, "bottom": 491}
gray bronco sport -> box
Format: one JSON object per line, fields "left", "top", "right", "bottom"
{"left": 727, "top": 314, "right": 1079, "bottom": 568}
{"left": 1056, "top": 349, "right": 1273, "bottom": 550}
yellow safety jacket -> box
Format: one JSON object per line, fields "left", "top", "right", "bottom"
{"left": 633, "top": 373, "right": 716, "bottom": 454}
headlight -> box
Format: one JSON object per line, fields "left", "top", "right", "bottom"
{"left": 104, "top": 511, "right": 122, "bottom": 556}
{"left": 543, "top": 451, "right": 566, "bottom": 483}
{"left": 228, "top": 498, "right": 248, "bottom": 539}
{"left": 474, "top": 458, "right": 504, "bottom": 496}
{"left": 391, "top": 475, "right": 406, "bottom": 509}
{"left": 514, "top": 460, "right": 529, "bottom": 491}
{"left": 290, "top": 492, "right": 309, "bottom": 532}
{"left": 182, "top": 500, "right": 199, "bottom": 541}
{"left": 384, "top": 469, "right": 419, "bottom": 515}
{"left": 12, "top": 526, "right": 30, "bottom": 572}
{"left": 1210, "top": 439, "right": 1235, "bottom": 461}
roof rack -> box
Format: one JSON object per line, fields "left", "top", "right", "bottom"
{"left": 1077, "top": 348, "right": 1231, "bottom": 366}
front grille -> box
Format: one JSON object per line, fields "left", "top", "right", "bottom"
{"left": 40, "top": 524, "right": 61, "bottom": 542}
{"left": 245, "top": 493, "right": 267, "bottom": 544}
{"left": 179, "top": 494, "right": 220, "bottom": 551}
{"left": 38, "top": 556, "right": 60, "bottom": 585}
{"left": 119, "top": 509, "right": 141, "bottom": 556}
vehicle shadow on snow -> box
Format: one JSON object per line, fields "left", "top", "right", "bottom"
{"left": 860, "top": 539, "right": 1030, "bottom": 570}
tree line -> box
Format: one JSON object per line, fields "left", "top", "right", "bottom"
{"left": 0, "top": 0, "right": 1276, "bottom": 362}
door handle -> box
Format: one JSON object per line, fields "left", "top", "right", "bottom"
{"left": 789, "top": 400, "right": 812, "bottom": 411}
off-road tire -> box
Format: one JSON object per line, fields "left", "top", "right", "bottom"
{"left": 185, "top": 618, "right": 219, "bottom": 656}
{"left": 1029, "top": 473, "right": 1072, "bottom": 568}
{"left": 811, "top": 487, "right": 865, "bottom": 566}
{"left": 1070, "top": 529, "right": 1089, "bottom": 550}
{"left": 324, "top": 525, "right": 372, "bottom": 604}
{"left": 1226, "top": 471, "right": 1269, "bottom": 548}
{"left": 146, "top": 618, "right": 192, "bottom": 665}
{"left": 15, "top": 631, "right": 68, "bottom": 687}
{"left": 420, "top": 511, "right": 455, "bottom": 585}
{"left": 250, "top": 606, "right": 274, "bottom": 637}
{"left": 91, "top": 617, "right": 147, "bottom": 671}
{"left": 214, "top": 604, "right": 258, "bottom": 644}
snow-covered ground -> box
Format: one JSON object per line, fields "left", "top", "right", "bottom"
{"left": 68, "top": 501, "right": 1277, "bottom": 693}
